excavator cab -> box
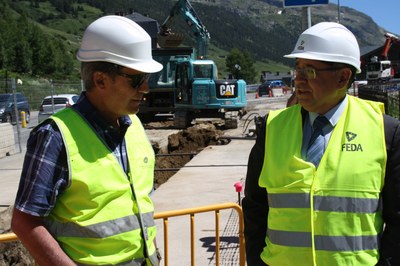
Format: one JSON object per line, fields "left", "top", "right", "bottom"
{"left": 175, "top": 61, "right": 192, "bottom": 104}
{"left": 193, "top": 64, "right": 213, "bottom": 79}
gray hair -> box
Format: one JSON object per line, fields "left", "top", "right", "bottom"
{"left": 80, "top": 62, "right": 120, "bottom": 91}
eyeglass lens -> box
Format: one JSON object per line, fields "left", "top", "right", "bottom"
{"left": 294, "top": 66, "right": 344, "bottom": 80}
{"left": 294, "top": 67, "right": 316, "bottom": 79}
{"left": 119, "top": 72, "right": 150, "bottom": 89}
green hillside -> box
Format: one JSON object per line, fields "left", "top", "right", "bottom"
{"left": 0, "top": 0, "right": 387, "bottom": 83}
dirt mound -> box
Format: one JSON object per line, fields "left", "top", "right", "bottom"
{"left": 154, "top": 123, "right": 223, "bottom": 189}
{"left": 0, "top": 241, "right": 33, "bottom": 266}
{"left": 0, "top": 207, "right": 34, "bottom": 266}
{"left": 0, "top": 123, "right": 223, "bottom": 265}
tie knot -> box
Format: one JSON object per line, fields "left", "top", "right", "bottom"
{"left": 313, "top": 116, "right": 330, "bottom": 132}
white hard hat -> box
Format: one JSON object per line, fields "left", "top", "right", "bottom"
{"left": 77, "top": 15, "right": 163, "bottom": 73}
{"left": 284, "top": 22, "right": 361, "bottom": 73}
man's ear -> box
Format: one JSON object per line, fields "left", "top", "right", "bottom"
{"left": 93, "top": 71, "right": 107, "bottom": 89}
{"left": 338, "top": 68, "right": 352, "bottom": 89}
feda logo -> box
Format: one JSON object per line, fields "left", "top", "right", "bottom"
{"left": 342, "top": 131, "right": 363, "bottom": 152}
{"left": 345, "top": 131, "right": 357, "bottom": 141}
{"left": 220, "top": 84, "right": 235, "bottom": 96}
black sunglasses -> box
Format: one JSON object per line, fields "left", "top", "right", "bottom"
{"left": 116, "top": 72, "right": 150, "bottom": 89}
{"left": 111, "top": 64, "right": 150, "bottom": 89}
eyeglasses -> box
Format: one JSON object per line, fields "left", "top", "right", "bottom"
{"left": 293, "top": 66, "right": 344, "bottom": 80}
{"left": 117, "top": 72, "right": 150, "bottom": 89}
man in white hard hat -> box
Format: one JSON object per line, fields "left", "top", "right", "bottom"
{"left": 243, "top": 22, "right": 400, "bottom": 265}
{"left": 12, "top": 16, "right": 163, "bottom": 265}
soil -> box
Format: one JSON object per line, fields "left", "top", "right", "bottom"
{"left": 153, "top": 122, "right": 224, "bottom": 189}
{"left": 0, "top": 122, "right": 225, "bottom": 265}
{"left": 0, "top": 208, "right": 33, "bottom": 266}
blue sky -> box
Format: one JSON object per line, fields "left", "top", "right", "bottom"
{"left": 328, "top": 0, "right": 399, "bottom": 36}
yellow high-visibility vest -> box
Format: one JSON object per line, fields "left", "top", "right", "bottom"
{"left": 45, "top": 108, "right": 157, "bottom": 265}
{"left": 259, "top": 96, "right": 386, "bottom": 266}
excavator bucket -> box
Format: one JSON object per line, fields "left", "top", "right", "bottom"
{"left": 157, "top": 32, "right": 185, "bottom": 47}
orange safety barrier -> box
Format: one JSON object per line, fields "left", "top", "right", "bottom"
{"left": 0, "top": 202, "right": 245, "bottom": 266}
{"left": 154, "top": 202, "right": 245, "bottom": 266}
{"left": 0, "top": 232, "right": 18, "bottom": 243}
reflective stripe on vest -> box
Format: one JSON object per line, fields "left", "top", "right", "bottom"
{"left": 77, "top": 257, "right": 144, "bottom": 266}
{"left": 47, "top": 109, "right": 157, "bottom": 265}
{"left": 268, "top": 193, "right": 380, "bottom": 213}
{"left": 267, "top": 228, "right": 379, "bottom": 251}
{"left": 76, "top": 252, "right": 158, "bottom": 266}
{"left": 259, "top": 96, "right": 386, "bottom": 266}
{"left": 45, "top": 211, "right": 154, "bottom": 238}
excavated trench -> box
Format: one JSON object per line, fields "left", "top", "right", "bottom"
{"left": 153, "top": 122, "right": 225, "bottom": 189}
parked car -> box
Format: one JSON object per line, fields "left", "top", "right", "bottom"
{"left": 38, "top": 94, "right": 79, "bottom": 123}
{"left": 257, "top": 80, "right": 289, "bottom": 97}
{"left": 0, "top": 93, "right": 30, "bottom": 124}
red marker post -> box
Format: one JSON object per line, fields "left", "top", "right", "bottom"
{"left": 234, "top": 181, "right": 243, "bottom": 206}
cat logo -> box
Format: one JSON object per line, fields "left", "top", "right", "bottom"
{"left": 342, "top": 131, "right": 363, "bottom": 152}
{"left": 220, "top": 84, "right": 235, "bottom": 96}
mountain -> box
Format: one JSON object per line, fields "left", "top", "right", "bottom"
{"left": 0, "top": 0, "right": 388, "bottom": 81}
{"left": 88, "top": 0, "right": 389, "bottom": 79}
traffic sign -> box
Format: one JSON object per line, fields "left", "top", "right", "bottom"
{"left": 284, "top": 0, "right": 329, "bottom": 7}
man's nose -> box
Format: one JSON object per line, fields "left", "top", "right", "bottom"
{"left": 138, "top": 80, "right": 150, "bottom": 94}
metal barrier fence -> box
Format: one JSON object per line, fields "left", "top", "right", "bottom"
{"left": 358, "top": 82, "right": 400, "bottom": 119}
{"left": 0, "top": 202, "right": 245, "bottom": 266}
{"left": 0, "top": 78, "right": 83, "bottom": 153}
{"left": 0, "top": 79, "right": 83, "bottom": 111}
{"left": 154, "top": 202, "right": 245, "bottom": 266}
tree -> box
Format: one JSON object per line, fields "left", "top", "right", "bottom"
{"left": 30, "top": 26, "right": 48, "bottom": 76}
{"left": 225, "top": 48, "right": 257, "bottom": 84}
{"left": 0, "top": 7, "right": 75, "bottom": 78}
{"left": 12, "top": 17, "right": 33, "bottom": 73}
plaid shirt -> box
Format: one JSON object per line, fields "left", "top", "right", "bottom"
{"left": 15, "top": 93, "right": 132, "bottom": 216}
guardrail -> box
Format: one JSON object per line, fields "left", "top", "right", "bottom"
{"left": 0, "top": 202, "right": 245, "bottom": 266}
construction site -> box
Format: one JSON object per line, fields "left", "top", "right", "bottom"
{"left": 0, "top": 50, "right": 399, "bottom": 264}
{"left": 0, "top": 0, "right": 400, "bottom": 265}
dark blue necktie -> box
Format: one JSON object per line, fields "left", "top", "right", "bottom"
{"left": 306, "top": 116, "right": 330, "bottom": 167}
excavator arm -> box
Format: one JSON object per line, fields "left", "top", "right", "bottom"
{"left": 381, "top": 33, "right": 400, "bottom": 60}
{"left": 158, "top": 0, "right": 210, "bottom": 59}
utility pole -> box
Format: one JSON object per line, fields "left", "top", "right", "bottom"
{"left": 301, "top": 7, "right": 311, "bottom": 31}
{"left": 337, "top": 0, "right": 341, "bottom": 23}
